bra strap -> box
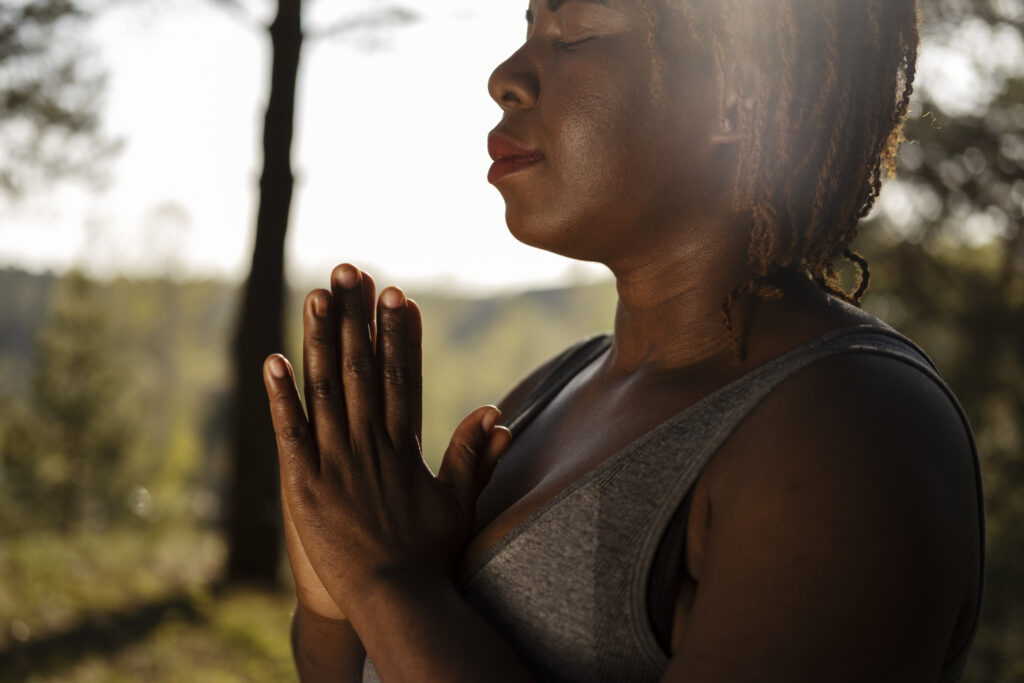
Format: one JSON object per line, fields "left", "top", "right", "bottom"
{"left": 503, "top": 334, "right": 613, "bottom": 437}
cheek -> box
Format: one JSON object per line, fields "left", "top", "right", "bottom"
{"left": 502, "top": 80, "right": 637, "bottom": 252}
{"left": 560, "top": 85, "right": 692, "bottom": 226}
{"left": 499, "top": 46, "right": 716, "bottom": 258}
{"left": 557, "top": 86, "right": 634, "bottom": 193}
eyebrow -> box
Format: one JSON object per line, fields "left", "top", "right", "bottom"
{"left": 525, "top": 0, "right": 611, "bottom": 23}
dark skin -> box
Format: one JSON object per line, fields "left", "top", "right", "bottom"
{"left": 264, "top": 0, "right": 982, "bottom": 680}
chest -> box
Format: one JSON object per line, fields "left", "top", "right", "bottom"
{"left": 454, "top": 371, "right": 738, "bottom": 676}
{"left": 461, "top": 366, "right": 724, "bottom": 577}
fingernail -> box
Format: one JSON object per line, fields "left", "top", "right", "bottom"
{"left": 269, "top": 355, "right": 288, "bottom": 379}
{"left": 489, "top": 427, "right": 512, "bottom": 457}
{"left": 482, "top": 407, "right": 501, "bottom": 432}
{"left": 334, "top": 264, "right": 360, "bottom": 289}
{"left": 381, "top": 286, "right": 405, "bottom": 309}
{"left": 313, "top": 294, "right": 328, "bottom": 318}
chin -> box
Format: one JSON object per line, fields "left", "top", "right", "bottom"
{"left": 504, "top": 204, "right": 610, "bottom": 264}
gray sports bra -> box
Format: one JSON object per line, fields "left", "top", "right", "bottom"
{"left": 363, "top": 325, "right": 984, "bottom": 682}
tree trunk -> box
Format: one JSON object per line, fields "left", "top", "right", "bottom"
{"left": 225, "top": 0, "right": 302, "bottom": 586}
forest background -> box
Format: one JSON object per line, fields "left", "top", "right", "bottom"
{"left": 1, "top": 0, "right": 1022, "bottom": 681}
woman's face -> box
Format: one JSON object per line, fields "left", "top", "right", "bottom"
{"left": 487, "top": 0, "right": 735, "bottom": 268}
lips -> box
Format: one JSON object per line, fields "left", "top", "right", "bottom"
{"left": 487, "top": 132, "right": 544, "bottom": 184}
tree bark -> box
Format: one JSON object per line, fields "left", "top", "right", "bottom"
{"left": 225, "top": 0, "right": 302, "bottom": 586}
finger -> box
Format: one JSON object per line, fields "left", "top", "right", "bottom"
{"left": 376, "top": 287, "right": 414, "bottom": 448}
{"left": 361, "top": 271, "right": 377, "bottom": 347}
{"left": 406, "top": 298, "right": 424, "bottom": 446}
{"left": 302, "top": 289, "right": 349, "bottom": 451}
{"left": 264, "top": 354, "right": 319, "bottom": 478}
{"left": 331, "top": 264, "right": 382, "bottom": 451}
{"left": 437, "top": 406, "right": 510, "bottom": 514}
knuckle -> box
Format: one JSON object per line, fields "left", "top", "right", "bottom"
{"left": 310, "top": 377, "right": 341, "bottom": 399}
{"left": 380, "top": 335, "right": 405, "bottom": 360}
{"left": 343, "top": 354, "right": 374, "bottom": 380}
{"left": 382, "top": 363, "right": 410, "bottom": 387}
{"left": 307, "top": 324, "right": 332, "bottom": 346}
{"left": 379, "top": 312, "right": 405, "bottom": 337}
{"left": 280, "top": 422, "right": 311, "bottom": 448}
{"left": 340, "top": 293, "right": 363, "bottom": 315}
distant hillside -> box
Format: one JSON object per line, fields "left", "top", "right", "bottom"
{"left": 0, "top": 267, "right": 619, "bottom": 494}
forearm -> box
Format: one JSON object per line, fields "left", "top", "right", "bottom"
{"left": 292, "top": 603, "right": 366, "bottom": 683}
{"left": 348, "top": 570, "right": 535, "bottom": 683}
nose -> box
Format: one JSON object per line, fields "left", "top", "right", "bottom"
{"left": 488, "top": 47, "right": 539, "bottom": 111}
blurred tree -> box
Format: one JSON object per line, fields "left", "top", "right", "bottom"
{"left": 0, "top": 270, "right": 134, "bottom": 533}
{"left": 0, "top": 267, "right": 242, "bottom": 534}
{"left": 0, "top": 0, "right": 118, "bottom": 196}
{"left": 216, "top": 0, "right": 417, "bottom": 586}
{"left": 223, "top": 0, "right": 303, "bottom": 588}
{"left": 858, "top": 1, "right": 1024, "bottom": 679}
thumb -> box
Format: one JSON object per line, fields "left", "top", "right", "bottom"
{"left": 437, "top": 405, "right": 512, "bottom": 514}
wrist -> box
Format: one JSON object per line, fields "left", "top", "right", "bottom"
{"left": 295, "top": 600, "right": 351, "bottom": 628}
{"left": 292, "top": 602, "right": 365, "bottom": 683}
{"left": 346, "top": 565, "right": 452, "bottom": 625}
{"left": 341, "top": 568, "right": 533, "bottom": 683}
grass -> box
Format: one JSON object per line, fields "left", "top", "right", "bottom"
{"left": 0, "top": 525, "right": 299, "bottom": 682}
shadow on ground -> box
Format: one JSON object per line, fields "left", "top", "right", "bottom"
{"left": 0, "top": 592, "right": 205, "bottom": 681}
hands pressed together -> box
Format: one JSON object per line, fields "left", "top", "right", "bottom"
{"left": 262, "top": 263, "right": 512, "bottom": 625}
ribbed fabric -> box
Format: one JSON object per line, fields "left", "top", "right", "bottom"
{"left": 362, "top": 326, "right": 983, "bottom": 682}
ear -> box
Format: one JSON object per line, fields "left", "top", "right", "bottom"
{"left": 710, "top": 95, "right": 744, "bottom": 145}
{"left": 710, "top": 62, "right": 756, "bottom": 146}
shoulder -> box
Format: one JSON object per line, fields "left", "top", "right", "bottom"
{"left": 719, "top": 344, "right": 976, "bottom": 501}
{"left": 711, "top": 316, "right": 976, "bottom": 507}
{"left": 670, "top": 342, "right": 981, "bottom": 680}
{"left": 715, "top": 343, "right": 981, "bottom": 586}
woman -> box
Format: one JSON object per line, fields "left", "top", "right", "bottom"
{"left": 262, "top": 0, "right": 984, "bottom": 680}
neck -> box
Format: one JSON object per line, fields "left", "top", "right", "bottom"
{"left": 603, "top": 217, "right": 753, "bottom": 374}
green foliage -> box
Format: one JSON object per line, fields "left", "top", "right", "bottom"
{"left": 0, "top": 267, "right": 55, "bottom": 395}
{"left": 0, "top": 526, "right": 224, "bottom": 652}
{"left": 1, "top": 270, "right": 134, "bottom": 532}
{"left": 0, "top": 0, "right": 118, "bottom": 196}
{"left": 0, "top": 269, "right": 238, "bottom": 534}
{"left": 0, "top": 526, "right": 295, "bottom": 683}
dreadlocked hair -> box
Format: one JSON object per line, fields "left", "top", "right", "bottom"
{"left": 654, "top": 0, "right": 919, "bottom": 361}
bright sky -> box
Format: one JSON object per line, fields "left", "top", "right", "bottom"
{"left": 1, "top": 0, "right": 605, "bottom": 293}
{"left": 0, "top": 2, "right": 1019, "bottom": 292}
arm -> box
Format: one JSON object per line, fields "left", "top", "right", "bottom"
{"left": 663, "top": 352, "right": 981, "bottom": 682}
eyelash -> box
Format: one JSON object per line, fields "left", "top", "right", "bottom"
{"left": 553, "top": 36, "right": 594, "bottom": 51}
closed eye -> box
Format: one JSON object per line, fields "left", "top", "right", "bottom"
{"left": 553, "top": 36, "right": 595, "bottom": 50}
